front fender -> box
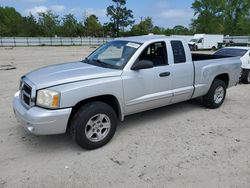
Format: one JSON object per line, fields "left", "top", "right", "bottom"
{"left": 49, "top": 77, "right": 124, "bottom": 117}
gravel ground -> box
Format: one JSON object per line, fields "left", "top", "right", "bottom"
{"left": 0, "top": 46, "right": 250, "bottom": 188}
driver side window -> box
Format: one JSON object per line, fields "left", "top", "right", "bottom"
{"left": 138, "top": 42, "right": 168, "bottom": 66}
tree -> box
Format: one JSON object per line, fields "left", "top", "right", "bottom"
{"left": 131, "top": 17, "right": 154, "bottom": 35}
{"left": 191, "top": 0, "right": 250, "bottom": 35}
{"left": 237, "top": 12, "right": 250, "bottom": 34}
{"left": 223, "top": 0, "right": 250, "bottom": 35}
{"left": 152, "top": 26, "right": 165, "bottom": 35}
{"left": 103, "top": 22, "right": 115, "bottom": 37}
{"left": 22, "top": 14, "right": 40, "bottom": 36}
{"left": 84, "top": 14, "right": 103, "bottom": 37}
{"left": 0, "top": 7, "right": 24, "bottom": 36}
{"left": 38, "top": 10, "right": 60, "bottom": 37}
{"left": 106, "top": 0, "right": 134, "bottom": 36}
{"left": 60, "top": 14, "right": 78, "bottom": 37}
{"left": 191, "top": 0, "right": 224, "bottom": 33}
{"left": 172, "top": 25, "right": 191, "bottom": 35}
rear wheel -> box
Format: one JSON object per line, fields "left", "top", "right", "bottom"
{"left": 202, "top": 79, "right": 226, "bottom": 109}
{"left": 70, "top": 101, "right": 117, "bottom": 150}
{"left": 241, "top": 69, "right": 250, "bottom": 84}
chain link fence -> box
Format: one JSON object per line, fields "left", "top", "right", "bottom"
{"left": 0, "top": 37, "right": 114, "bottom": 47}
{"left": 224, "top": 36, "right": 250, "bottom": 45}
{"left": 0, "top": 36, "right": 249, "bottom": 47}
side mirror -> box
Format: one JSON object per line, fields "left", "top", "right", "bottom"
{"left": 131, "top": 60, "right": 154, "bottom": 70}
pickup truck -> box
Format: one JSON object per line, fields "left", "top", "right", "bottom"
{"left": 214, "top": 47, "right": 250, "bottom": 84}
{"left": 13, "top": 35, "right": 241, "bottom": 149}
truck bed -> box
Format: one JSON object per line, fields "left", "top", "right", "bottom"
{"left": 191, "top": 54, "right": 241, "bottom": 99}
{"left": 191, "top": 53, "right": 232, "bottom": 61}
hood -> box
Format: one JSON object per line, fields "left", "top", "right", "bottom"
{"left": 25, "top": 61, "right": 122, "bottom": 89}
{"left": 188, "top": 41, "right": 196, "bottom": 45}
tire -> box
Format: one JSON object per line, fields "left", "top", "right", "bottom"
{"left": 193, "top": 45, "right": 198, "bottom": 51}
{"left": 202, "top": 79, "right": 227, "bottom": 109}
{"left": 70, "top": 101, "right": 117, "bottom": 150}
{"left": 241, "top": 69, "right": 250, "bottom": 84}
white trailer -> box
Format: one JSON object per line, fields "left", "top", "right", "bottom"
{"left": 188, "top": 34, "right": 224, "bottom": 50}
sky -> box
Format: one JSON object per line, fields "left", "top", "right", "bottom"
{"left": 1, "top": 0, "right": 195, "bottom": 28}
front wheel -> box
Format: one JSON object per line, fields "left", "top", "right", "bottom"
{"left": 70, "top": 102, "right": 117, "bottom": 150}
{"left": 241, "top": 69, "right": 250, "bottom": 84}
{"left": 193, "top": 45, "right": 198, "bottom": 51}
{"left": 202, "top": 79, "right": 227, "bottom": 109}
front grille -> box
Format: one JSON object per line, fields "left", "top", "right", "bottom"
{"left": 23, "top": 94, "right": 30, "bottom": 105}
{"left": 23, "top": 84, "right": 31, "bottom": 95}
{"left": 20, "top": 81, "right": 32, "bottom": 107}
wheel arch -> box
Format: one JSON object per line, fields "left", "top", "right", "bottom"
{"left": 213, "top": 73, "right": 229, "bottom": 88}
{"left": 66, "top": 94, "right": 123, "bottom": 132}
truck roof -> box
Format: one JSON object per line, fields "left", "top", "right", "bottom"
{"left": 115, "top": 35, "right": 178, "bottom": 44}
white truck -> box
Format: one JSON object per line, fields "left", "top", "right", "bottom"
{"left": 188, "top": 34, "right": 224, "bottom": 51}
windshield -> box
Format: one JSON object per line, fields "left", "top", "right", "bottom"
{"left": 214, "top": 48, "right": 248, "bottom": 57}
{"left": 86, "top": 40, "right": 141, "bottom": 69}
{"left": 190, "top": 39, "right": 198, "bottom": 42}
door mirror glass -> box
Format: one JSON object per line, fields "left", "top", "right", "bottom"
{"left": 131, "top": 60, "right": 154, "bottom": 70}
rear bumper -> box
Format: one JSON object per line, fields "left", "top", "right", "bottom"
{"left": 13, "top": 91, "right": 72, "bottom": 135}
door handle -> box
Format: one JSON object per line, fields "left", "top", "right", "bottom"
{"left": 159, "top": 72, "right": 170, "bottom": 77}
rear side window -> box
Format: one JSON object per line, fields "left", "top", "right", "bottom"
{"left": 171, "top": 41, "right": 186, "bottom": 63}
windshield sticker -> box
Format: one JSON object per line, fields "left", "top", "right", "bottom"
{"left": 126, "top": 42, "right": 140, "bottom": 49}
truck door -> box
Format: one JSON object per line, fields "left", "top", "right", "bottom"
{"left": 122, "top": 41, "right": 173, "bottom": 115}
{"left": 169, "top": 40, "right": 194, "bottom": 104}
{"left": 197, "top": 38, "right": 204, "bottom": 49}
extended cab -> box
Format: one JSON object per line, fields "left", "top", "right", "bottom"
{"left": 13, "top": 35, "right": 241, "bottom": 149}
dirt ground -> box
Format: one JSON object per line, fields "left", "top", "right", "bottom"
{"left": 0, "top": 46, "right": 249, "bottom": 188}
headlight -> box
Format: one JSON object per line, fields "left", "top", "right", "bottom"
{"left": 36, "top": 89, "right": 60, "bottom": 109}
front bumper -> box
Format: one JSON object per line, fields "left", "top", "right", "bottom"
{"left": 13, "top": 91, "right": 72, "bottom": 135}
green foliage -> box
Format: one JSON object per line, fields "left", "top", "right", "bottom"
{"left": 130, "top": 18, "right": 192, "bottom": 36}
{"left": 172, "top": 25, "right": 192, "bottom": 35}
{"left": 0, "top": 6, "right": 24, "bottom": 36}
{"left": 1, "top": 1, "right": 249, "bottom": 38}
{"left": 191, "top": 0, "right": 250, "bottom": 35}
{"left": 22, "top": 14, "right": 42, "bottom": 36}
{"left": 84, "top": 15, "right": 103, "bottom": 37}
{"left": 38, "top": 10, "right": 60, "bottom": 37}
{"left": 60, "top": 14, "right": 78, "bottom": 37}
{"left": 106, "top": 0, "right": 134, "bottom": 36}
{"left": 223, "top": 0, "right": 250, "bottom": 35}
{"left": 103, "top": 22, "right": 115, "bottom": 37}
{"left": 131, "top": 17, "right": 154, "bottom": 35}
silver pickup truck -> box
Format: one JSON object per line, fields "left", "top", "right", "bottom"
{"left": 13, "top": 35, "right": 241, "bottom": 149}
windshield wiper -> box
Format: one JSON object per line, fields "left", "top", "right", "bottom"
{"left": 82, "top": 58, "right": 117, "bottom": 69}
{"left": 92, "top": 59, "right": 115, "bottom": 68}
{"left": 93, "top": 59, "right": 104, "bottom": 64}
